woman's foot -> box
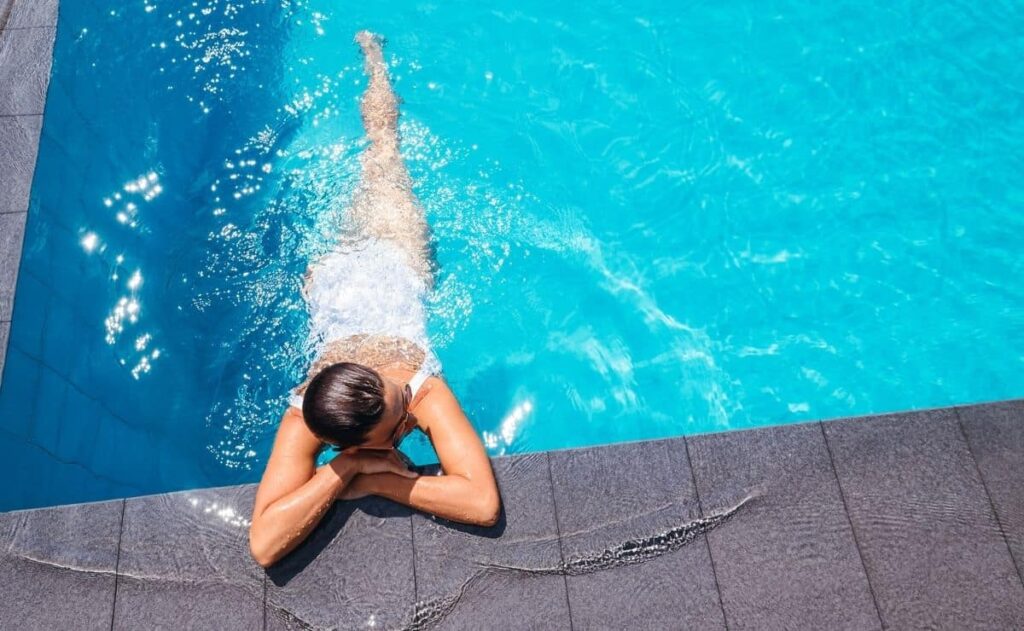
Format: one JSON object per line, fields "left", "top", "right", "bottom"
{"left": 355, "top": 30, "right": 386, "bottom": 74}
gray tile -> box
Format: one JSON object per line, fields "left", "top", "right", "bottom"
{"left": 689, "top": 423, "right": 881, "bottom": 631}
{"left": 957, "top": 399, "right": 1024, "bottom": 586}
{"left": 112, "top": 485, "right": 263, "bottom": 631}
{"left": 0, "top": 320, "right": 8, "bottom": 385}
{"left": 823, "top": 409, "right": 1024, "bottom": 629}
{"left": 549, "top": 439, "right": 725, "bottom": 630}
{"left": 0, "top": 498, "right": 122, "bottom": 630}
{"left": 0, "top": 212, "right": 27, "bottom": 321}
{"left": 0, "top": 115, "right": 42, "bottom": 213}
{"left": 0, "top": 26, "right": 55, "bottom": 115}
{"left": 266, "top": 495, "right": 416, "bottom": 630}
{"left": 412, "top": 453, "right": 571, "bottom": 630}
{"left": 6, "top": 0, "right": 59, "bottom": 28}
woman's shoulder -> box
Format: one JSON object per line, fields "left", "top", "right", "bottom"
{"left": 411, "top": 374, "right": 449, "bottom": 409}
{"left": 276, "top": 406, "right": 322, "bottom": 457}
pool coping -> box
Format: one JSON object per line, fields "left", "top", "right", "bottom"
{"left": 2, "top": 3, "right": 1024, "bottom": 628}
{"left": 1, "top": 398, "right": 1022, "bottom": 629}
{"left": 0, "top": 0, "right": 57, "bottom": 385}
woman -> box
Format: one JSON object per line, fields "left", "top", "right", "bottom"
{"left": 248, "top": 32, "right": 501, "bottom": 569}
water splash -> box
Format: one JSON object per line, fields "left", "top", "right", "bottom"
{"left": 404, "top": 495, "right": 753, "bottom": 631}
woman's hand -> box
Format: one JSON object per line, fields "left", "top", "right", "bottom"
{"left": 345, "top": 448, "right": 419, "bottom": 478}
{"left": 337, "top": 473, "right": 373, "bottom": 500}
{"left": 335, "top": 450, "right": 419, "bottom": 500}
{"left": 330, "top": 449, "right": 418, "bottom": 501}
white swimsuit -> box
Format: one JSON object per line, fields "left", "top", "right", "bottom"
{"left": 290, "top": 236, "right": 441, "bottom": 409}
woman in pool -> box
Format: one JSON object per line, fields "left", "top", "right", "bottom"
{"left": 248, "top": 32, "right": 500, "bottom": 568}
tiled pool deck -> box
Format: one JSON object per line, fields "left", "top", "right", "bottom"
{"left": 0, "top": 401, "right": 1021, "bottom": 629}
{"left": 2, "top": 2, "right": 1024, "bottom": 629}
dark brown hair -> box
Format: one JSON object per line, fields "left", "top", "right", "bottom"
{"left": 302, "top": 362, "right": 386, "bottom": 448}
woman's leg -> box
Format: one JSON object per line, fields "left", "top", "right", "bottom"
{"left": 344, "top": 31, "right": 434, "bottom": 286}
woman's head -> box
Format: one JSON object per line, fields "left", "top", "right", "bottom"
{"left": 302, "top": 362, "right": 414, "bottom": 451}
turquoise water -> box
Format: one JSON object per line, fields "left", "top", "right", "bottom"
{"left": 1, "top": 0, "right": 1022, "bottom": 511}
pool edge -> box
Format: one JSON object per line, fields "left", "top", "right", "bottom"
{"left": 0, "top": 0, "right": 59, "bottom": 390}
{"left": 1, "top": 398, "right": 1022, "bottom": 629}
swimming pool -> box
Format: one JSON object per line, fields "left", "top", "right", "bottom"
{"left": 1, "top": 0, "right": 1022, "bottom": 511}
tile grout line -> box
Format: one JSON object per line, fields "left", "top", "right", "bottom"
{"left": 817, "top": 421, "right": 886, "bottom": 630}
{"left": 109, "top": 498, "right": 126, "bottom": 631}
{"left": 544, "top": 451, "right": 574, "bottom": 631}
{"left": 0, "top": 112, "right": 45, "bottom": 117}
{"left": 0, "top": 423, "right": 147, "bottom": 494}
{"left": 409, "top": 513, "right": 419, "bottom": 616}
{"left": 1, "top": 24, "right": 57, "bottom": 31}
{"left": 682, "top": 436, "right": 730, "bottom": 631}
{"left": 11, "top": 342, "right": 157, "bottom": 436}
{"left": 953, "top": 406, "right": 1024, "bottom": 590}
{"left": 261, "top": 573, "right": 267, "bottom": 631}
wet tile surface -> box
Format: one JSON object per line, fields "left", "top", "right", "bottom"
{"left": 0, "top": 499, "right": 122, "bottom": 630}
{"left": 0, "top": 211, "right": 27, "bottom": 321}
{"left": 5, "top": 0, "right": 59, "bottom": 29}
{"left": 689, "top": 422, "right": 881, "bottom": 631}
{"left": 112, "top": 485, "right": 263, "bottom": 631}
{"left": 265, "top": 496, "right": 416, "bottom": 630}
{"left": 411, "top": 453, "right": 571, "bottom": 630}
{"left": 0, "top": 115, "right": 41, "bottom": 214}
{"left": 549, "top": 439, "right": 725, "bottom": 630}
{"left": 2, "top": 402, "right": 1024, "bottom": 628}
{"left": 823, "top": 409, "right": 1024, "bottom": 629}
{"left": 0, "top": 321, "right": 8, "bottom": 380}
{"left": 0, "top": 26, "right": 55, "bottom": 115}
{"left": 957, "top": 399, "right": 1024, "bottom": 586}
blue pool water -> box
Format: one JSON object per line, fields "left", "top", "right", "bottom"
{"left": 1, "top": 1, "right": 1023, "bottom": 511}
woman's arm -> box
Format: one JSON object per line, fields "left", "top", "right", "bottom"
{"left": 344, "top": 471, "right": 500, "bottom": 526}
{"left": 345, "top": 378, "right": 501, "bottom": 526}
{"left": 248, "top": 409, "right": 352, "bottom": 568}
{"left": 248, "top": 409, "right": 415, "bottom": 568}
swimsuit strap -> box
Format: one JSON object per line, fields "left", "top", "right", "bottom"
{"left": 408, "top": 361, "right": 432, "bottom": 398}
